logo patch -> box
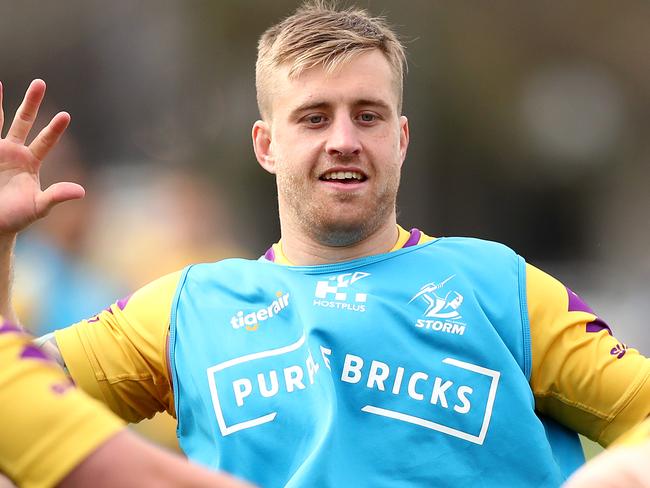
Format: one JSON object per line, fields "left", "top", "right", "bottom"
{"left": 610, "top": 343, "right": 627, "bottom": 359}
{"left": 313, "top": 272, "right": 369, "bottom": 313}
{"left": 354, "top": 356, "right": 501, "bottom": 445}
{"left": 230, "top": 291, "right": 290, "bottom": 331}
{"left": 206, "top": 340, "right": 500, "bottom": 445}
{"left": 410, "top": 276, "right": 466, "bottom": 335}
{"left": 207, "top": 334, "right": 322, "bottom": 436}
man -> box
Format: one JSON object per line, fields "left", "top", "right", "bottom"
{"left": 0, "top": 2, "right": 648, "bottom": 487}
{"left": 0, "top": 315, "right": 251, "bottom": 487}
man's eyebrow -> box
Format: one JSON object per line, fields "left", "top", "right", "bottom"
{"left": 289, "top": 98, "right": 392, "bottom": 118}
{"left": 354, "top": 98, "right": 392, "bottom": 111}
{"left": 289, "top": 100, "right": 331, "bottom": 118}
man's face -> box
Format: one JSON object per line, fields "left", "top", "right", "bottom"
{"left": 255, "top": 50, "right": 409, "bottom": 246}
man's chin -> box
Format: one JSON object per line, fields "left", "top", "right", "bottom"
{"left": 309, "top": 214, "right": 377, "bottom": 247}
{"left": 288, "top": 193, "right": 397, "bottom": 247}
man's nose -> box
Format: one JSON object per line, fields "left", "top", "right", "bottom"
{"left": 325, "top": 117, "right": 362, "bottom": 157}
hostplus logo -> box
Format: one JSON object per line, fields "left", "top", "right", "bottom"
{"left": 313, "top": 272, "right": 369, "bottom": 313}
{"left": 230, "top": 291, "right": 290, "bottom": 331}
{"left": 410, "top": 275, "right": 466, "bottom": 335}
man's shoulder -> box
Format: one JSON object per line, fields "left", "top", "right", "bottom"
{"left": 403, "top": 235, "right": 523, "bottom": 280}
{"left": 416, "top": 234, "right": 519, "bottom": 258}
{"left": 181, "top": 256, "right": 284, "bottom": 283}
{"left": 187, "top": 255, "right": 274, "bottom": 271}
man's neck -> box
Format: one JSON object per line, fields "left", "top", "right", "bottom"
{"left": 279, "top": 219, "right": 400, "bottom": 266}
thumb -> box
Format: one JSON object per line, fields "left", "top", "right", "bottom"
{"left": 35, "top": 182, "right": 86, "bottom": 218}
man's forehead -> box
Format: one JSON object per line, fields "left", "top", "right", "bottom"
{"left": 268, "top": 51, "right": 400, "bottom": 115}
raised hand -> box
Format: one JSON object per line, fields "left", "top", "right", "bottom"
{"left": 0, "top": 80, "right": 85, "bottom": 237}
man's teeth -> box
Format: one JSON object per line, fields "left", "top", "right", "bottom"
{"left": 322, "top": 171, "right": 363, "bottom": 180}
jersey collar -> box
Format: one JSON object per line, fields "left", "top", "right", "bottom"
{"left": 263, "top": 226, "right": 424, "bottom": 265}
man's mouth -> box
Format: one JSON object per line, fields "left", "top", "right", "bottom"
{"left": 319, "top": 170, "right": 367, "bottom": 184}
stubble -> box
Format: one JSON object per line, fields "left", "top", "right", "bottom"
{"left": 276, "top": 164, "right": 400, "bottom": 247}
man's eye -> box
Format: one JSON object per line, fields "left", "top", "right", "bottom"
{"left": 359, "top": 113, "right": 376, "bottom": 122}
{"left": 307, "top": 115, "right": 324, "bottom": 124}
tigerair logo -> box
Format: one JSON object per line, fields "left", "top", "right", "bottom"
{"left": 313, "top": 272, "right": 369, "bottom": 313}
{"left": 230, "top": 291, "right": 290, "bottom": 331}
{"left": 410, "top": 276, "right": 466, "bottom": 336}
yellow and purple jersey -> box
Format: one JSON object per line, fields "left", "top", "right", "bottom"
{"left": 0, "top": 318, "right": 124, "bottom": 488}
{"left": 55, "top": 226, "right": 650, "bottom": 448}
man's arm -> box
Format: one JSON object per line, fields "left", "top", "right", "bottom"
{"left": 59, "top": 430, "right": 252, "bottom": 488}
{"left": 527, "top": 264, "right": 650, "bottom": 445}
{"left": 0, "top": 80, "right": 84, "bottom": 322}
{"left": 53, "top": 271, "right": 182, "bottom": 422}
{"left": 0, "top": 235, "right": 16, "bottom": 325}
{"left": 0, "top": 81, "right": 175, "bottom": 423}
{"left": 563, "top": 419, "right": 650, "bottom": 488}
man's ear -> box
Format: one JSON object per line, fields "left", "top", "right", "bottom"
{"left": 252, "top": 120, "right": 276, "bottom": 174}
{"left": 399, "top": 115, "right": 409, "bottom": 166}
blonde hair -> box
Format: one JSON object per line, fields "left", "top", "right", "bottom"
{"left": 256, "top": 1, "right": 407, "bottom": 119}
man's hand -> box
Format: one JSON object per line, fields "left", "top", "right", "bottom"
{"left": 563, "top": 441, "right": 650, "bottom": 487}
{"left": 0, "top": 79, "right": 85, "bottom": 237}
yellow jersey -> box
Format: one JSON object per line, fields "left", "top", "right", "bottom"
{"left": 0, "top": 318, "right": 124, "bottom": 488}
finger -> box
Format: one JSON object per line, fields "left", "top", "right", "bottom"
{"left": 29, "top": 111, "right": 71, "bottom": 161}
{"left": 6, "top": 79, "right": 46, "bottom": 144}
{"left": 0, "top": 81, "right": 4, "bottom": 135}
{"left": 35, "top": 182, "right": 85, "bottom": 219}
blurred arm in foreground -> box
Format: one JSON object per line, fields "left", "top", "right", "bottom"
{"left": 0, "top": 315, "right": 253, "bottom": 488}
{"left": 563, "top": 419, "right": 650, "bottom": 488}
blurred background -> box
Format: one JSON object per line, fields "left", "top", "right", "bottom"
{"left": 1, "top": 0, "right": 648, "bottom": 453}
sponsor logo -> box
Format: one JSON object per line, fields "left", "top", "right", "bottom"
{"left": 410, "top": 276, "right": 466, "bottom": 335}
{"left": 313, "top": 272, "right": 369, "bottom": 313}
{"left": 230, "top": 291, "right": 290, "bottom": 331}
{"left": 207, "top": 334, "right": 320, "bottom": 436}
{"left": 342, "top": 354, "right": 500, "bottom": 445}
{"left": 207, "top": 341, "right": 500, "bottom": 445}
{"left": 610, "top": 343, "right": 627, "bottom": 359}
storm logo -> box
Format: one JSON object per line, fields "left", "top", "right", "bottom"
{"left": 410, "top": 276, "right": 463, "bottom": 320}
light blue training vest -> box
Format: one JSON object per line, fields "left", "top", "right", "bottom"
{"left": 170, "top": 237, "right": 584, "bottom": 487}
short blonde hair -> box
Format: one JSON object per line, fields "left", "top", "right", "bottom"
{"left": 256, "top": 1, "right": 407, "bottom": 119}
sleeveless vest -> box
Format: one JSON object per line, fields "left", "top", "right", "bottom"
{"left": 170, "top": 237, "right": 584, "bottom": 487}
